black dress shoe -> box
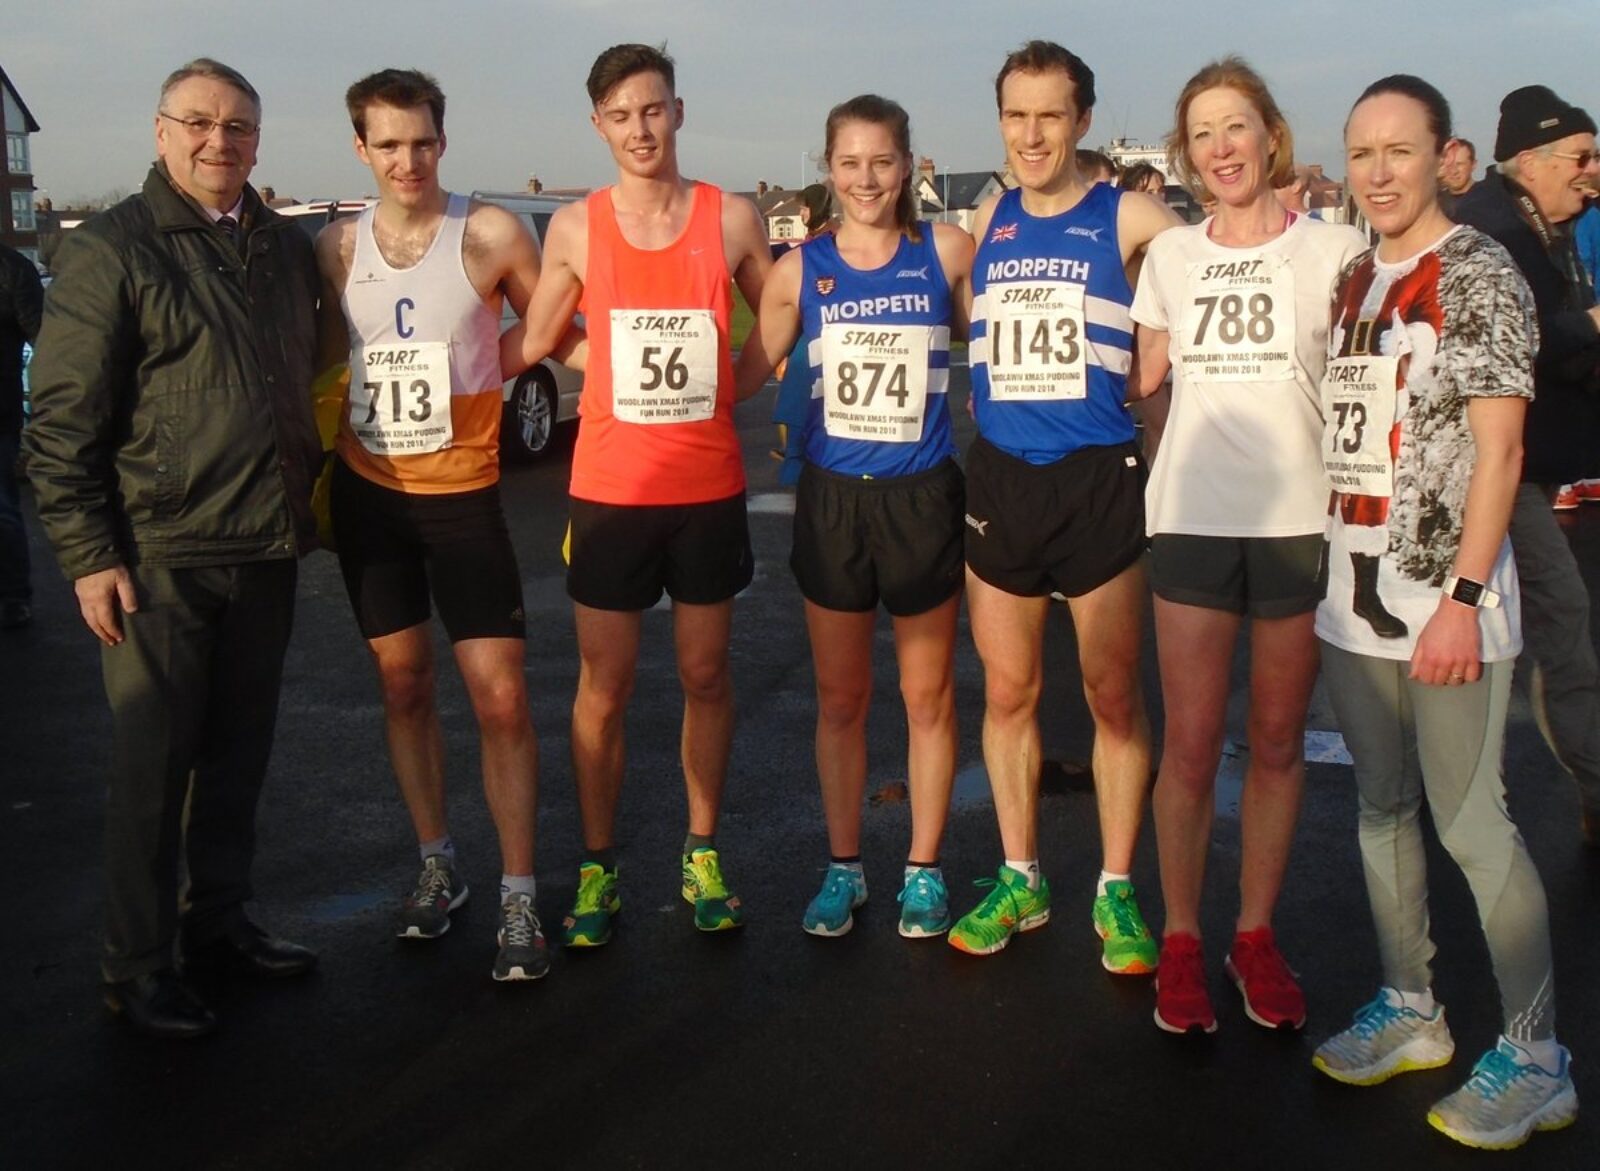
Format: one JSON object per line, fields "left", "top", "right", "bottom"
{"left": 184, "top": 921, "right": 319, "bottom": 980}
{"left": 103, "top": 969, "right": 217, "bottom": 1039}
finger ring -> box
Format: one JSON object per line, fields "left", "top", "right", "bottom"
{"left": 1448, "top": 673, "right": 1464, "bottom": 682}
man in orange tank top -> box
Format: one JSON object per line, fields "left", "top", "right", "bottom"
{"left": 503, "top": 44, "right": 772, "bottom": 943}
{"left": 314, "top": 70, "right": 555, "bottom": 982}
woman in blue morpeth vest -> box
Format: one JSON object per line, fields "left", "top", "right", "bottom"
{"left": 736, "top": 94, "right": 975, "bottom": 939}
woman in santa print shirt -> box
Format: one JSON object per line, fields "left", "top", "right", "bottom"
{"left": 1310, "top": 74, "right": 1577, "bottom": 1151}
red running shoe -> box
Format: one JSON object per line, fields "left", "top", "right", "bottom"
{"left": 1573, "top": 479, "right": 1600, "bottom": 504}
{"left": 1553, "top": 485, "right": 1579, "bottom": 511}
{"left": 1154, "top": 933, "right": 1216, "bottom": 1034}
{"left": 1225, "top": 927, "right": 1306, "bottom": 1030}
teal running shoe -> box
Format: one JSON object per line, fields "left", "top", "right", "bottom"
{"left": 802, "top": 864, "right": 867, "bottom": 937}
{"left": 897, "top": 868, "right": 951, "bottom": 938}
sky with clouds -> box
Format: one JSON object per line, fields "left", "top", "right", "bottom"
{"left": 7, "top": 0, "right": 1597, "bottom": 205}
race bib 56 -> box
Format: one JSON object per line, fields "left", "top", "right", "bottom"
{"left": 609, "top": 309, "right": 720, "bottom": 424}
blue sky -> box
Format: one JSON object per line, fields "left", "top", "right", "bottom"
{"left": 9, "top": 0, "right": 1598, "bottom": 204}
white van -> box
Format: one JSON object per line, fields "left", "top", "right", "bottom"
{"left": 473, "top": 191, "right": 585, "bottom": 463}
{"left": 282, "top": 193, "right": 585, "bottom": 464}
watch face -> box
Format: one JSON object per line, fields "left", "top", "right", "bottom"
{"left": 1451, "top": 578, "right": 1485, "bottom": 606}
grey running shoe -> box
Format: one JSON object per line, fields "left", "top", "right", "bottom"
{"left": 492, "top": 893, "right": 550, "bottom": 982}
{"left": 1428, "top": 1039, "right": 1578, "bottom": 1150}
{"left": 1312, "top": 989, "right": 1454, "bottom": 1085}
{"left": 398, "top": 854, "right": 468, "bottom": 939}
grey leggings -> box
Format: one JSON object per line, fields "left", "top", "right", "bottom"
{"left": 1321, "top": 645, "right": 1555, "bottom": 1041}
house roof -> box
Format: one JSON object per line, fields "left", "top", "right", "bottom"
{"left": 931, "top": 171, "right": 1001, "bottom": 210}
{"left": 0, "top": 65, "right": 41, "bottom": 133}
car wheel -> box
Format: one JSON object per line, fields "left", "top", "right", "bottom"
{"left": 504, "top": 371, "right": 557, "bottom": 462}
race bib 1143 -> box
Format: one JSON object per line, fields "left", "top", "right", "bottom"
{"left": 985, "top": 280, "right": 1087, "bottom": 401}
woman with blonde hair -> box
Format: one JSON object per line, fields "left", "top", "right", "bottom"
{"left": 1131, "top": 57, "right": 1366, "bottom": 1034}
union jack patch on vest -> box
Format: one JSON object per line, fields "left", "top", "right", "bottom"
{"left": 989, "top": 223, "right": 1018, "bottom": 243}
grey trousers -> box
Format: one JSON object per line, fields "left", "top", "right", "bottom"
{"left": 1321, "top": 646, "right": 1555, "bottom": 1041}
{"left": 99, "top": 559, "right": 297, "bottom": 982}
{"left": 1510, "top": 483, "right": 1600, "bottom": 814}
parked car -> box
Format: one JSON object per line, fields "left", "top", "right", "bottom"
{"left": 473, "top": 191, "right": 585, "bottom": 463}
{"left": 281, "top": 192, "right": 585, "bottom": 464}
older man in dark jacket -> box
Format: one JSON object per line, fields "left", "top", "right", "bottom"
{"left": 1456, "top": 85, "right": 1600, "bottom": 842}
{"left": 0, "top": 242, "right": 43, "bottom": 628}
{"left": 26, "top": 58, "right": 322, "bottom": 1037}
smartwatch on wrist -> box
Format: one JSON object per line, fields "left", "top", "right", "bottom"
{"left": 1443, "top": 575, "right": 1501, "bottom": 609}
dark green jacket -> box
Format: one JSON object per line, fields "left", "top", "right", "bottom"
{"left": 26, "top": 164, "right": 321, "bottom": 578}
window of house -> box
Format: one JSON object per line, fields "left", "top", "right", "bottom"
{"left": 6, "top": 133, "right": 28, "bottom": 174}
{"left": 11, "top": 190, "right": 35, "bottom": 231}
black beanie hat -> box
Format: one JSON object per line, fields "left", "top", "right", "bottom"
{"left": 1494, "top": 85, "right": 1597, "bottom": 161}
{"left": 800, "top": 183, "right": 832, "bottom": 232}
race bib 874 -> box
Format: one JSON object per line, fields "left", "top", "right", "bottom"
{"left": 819, "top": 323, "right": 931, "bottom": 443}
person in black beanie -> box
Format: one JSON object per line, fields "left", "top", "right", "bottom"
{"left": 1455, "top": 84, "right": 1600, "bottom": 843}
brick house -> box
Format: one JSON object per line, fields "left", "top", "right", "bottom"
{"left": 1, "top": 64, "right": 41, "bottom": 259}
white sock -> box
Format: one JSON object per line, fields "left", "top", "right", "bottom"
{"left": 1383, "top": 986, "right": 1437, "bottom": 1016}
{"left": 904, "top": 863, "right": 941, "bottom": 881}
{"left": 1003, "top": 858, "right": 1040, "bottom": 890}
{"left": 500, "top": 874, "right": 536, "bottom": 901}
{"left": 420, "top": 835, "right": 455, "bottom": 864}
{"left": 1097, "top": 870, "right": 1130, "bottom": 898}
{"left": 1503, "top": 1035, "right": 1563, "bottom": 1070}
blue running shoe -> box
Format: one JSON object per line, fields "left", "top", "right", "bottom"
{"left": 897, "top": 868, "right": 951, "bottom": 938}
{"left": 802, "top": 864, "right": 867, "bottom": 937}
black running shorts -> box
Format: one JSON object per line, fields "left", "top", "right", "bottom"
{"left": 963, "top": 437, "right": 1146, "bottom": 599}
{"left": 791, "top": 459, "right": 965, "bottom": 616}
{"left": 331, "top": 459, "right": 526, "bottom": 642}
{"left": 566, "top": 492, "right": 753, "bottom": 611}
{"left": 1149, "top": 532, "right": 1327, "bottom": 618}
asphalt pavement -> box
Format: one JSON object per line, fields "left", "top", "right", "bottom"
{"left": 5, "top": 376, "right": 1598, "bottom": 1168}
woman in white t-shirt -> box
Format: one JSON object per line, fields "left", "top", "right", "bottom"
{"left": 1131, "top": 57, "right": 1366, "bottom": 1036}
{"left": 1309, "top": 75, "right": 1575, "bottom": 1152}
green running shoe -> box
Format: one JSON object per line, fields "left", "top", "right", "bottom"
{"left": 947, "top": 865, "right": 1051, "bottom": 955}
{"left": 682, "top": 848, "right": 744, "bottom": 932}
{"left": 562, "top": 862, "right": 620, "bottom": 948}
{"left": 1091, "top": 880, "right": 1158, "bottom": 975}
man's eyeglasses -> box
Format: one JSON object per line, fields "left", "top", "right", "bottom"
{"left": 1548, "top": 148, "right": 1600, "bottom": 169}
{"left": 159, "top": 112, "right": 260, "bottom": 141}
